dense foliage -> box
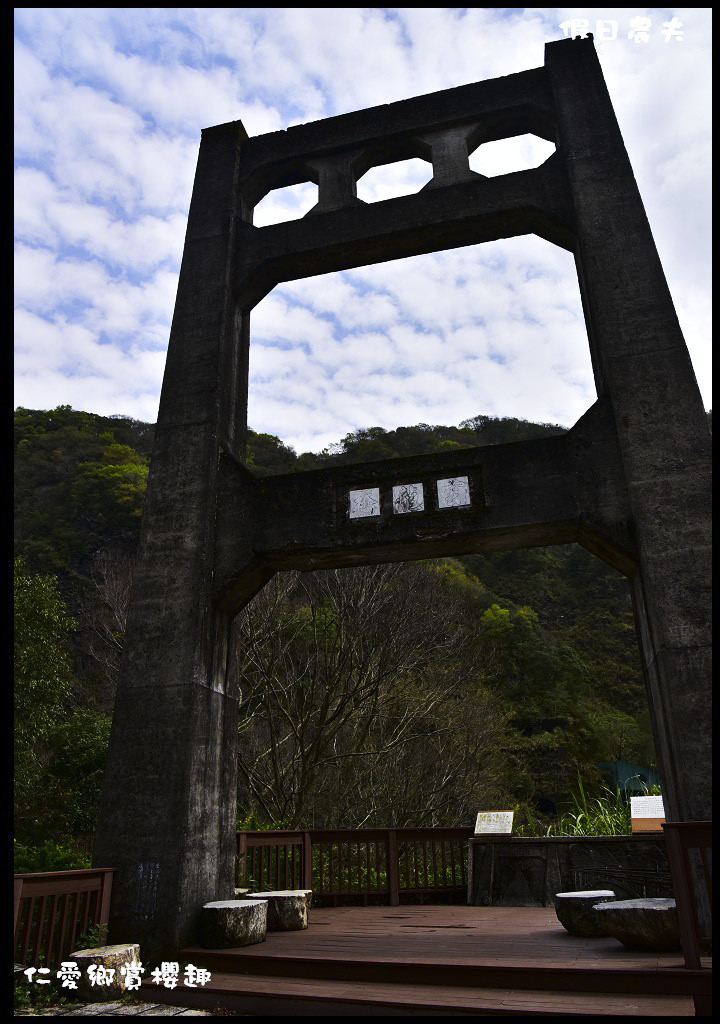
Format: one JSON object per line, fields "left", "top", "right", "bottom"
{"left": 14, "top": 555, "right": 112, "bottom": 863}
{"left": 14, "top": 557, "right": 75, "bottom": 825}
{"left": 233, "top": 563, "right": 509, "bottom": 827}
{"left": 15, "top": 405, "right": 669, "bottom": 856}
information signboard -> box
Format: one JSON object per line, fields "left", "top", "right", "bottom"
{"left": 630, "top": 794, "right": 665, "bottom": 833}
{"left": 474, "top": 810, "right": 514, "bottom": 835}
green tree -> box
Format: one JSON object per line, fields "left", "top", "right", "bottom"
{"left": 14, "top": 405, "right": 666, "bottom": 831}
{"left": 14, "top": 557, "right": 75, "bottom": 833}
{"left": 480, "top": 603, "right": 513, "bottom": 637}
{"left": 233, "top": 562, "right": 508, "bottom": 827}
{"left": 14, "top": 557, "right": 112, "bottom": 855}
{"left": 14, "top": 407, "right": 153, "bottom": 580}
{"left": 71, "top": 443, "right": 148, "bottom": 533}
{"left": 246, "top": 432, "right": 298, "bottom": 474}
{"left": 42, "top": 708, "right": 112, "bottom": 850}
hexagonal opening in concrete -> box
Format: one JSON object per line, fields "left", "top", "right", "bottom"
{"left": 469, "top": 134, "right": 556, "bottom": 177}
{"left": 356, "top": 157, "right": 433, "bottom": 203}
{"left": 253, "top": 181, "right": 319, "bottom": 227}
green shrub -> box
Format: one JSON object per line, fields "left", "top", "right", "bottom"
{"left": 14, "top": 977, "right": 75, "bottom": 1013}
{"left": 236, "top": 812, "right": 293, "bottom": 831}
{"left": 14, "top": 839, "right": 90, "bottom": 874}
{"left": 74, "top": 922, "right": 109, "bottom": 950}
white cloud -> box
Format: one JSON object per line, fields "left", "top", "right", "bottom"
{"left": 14, "top": 8, "right": 711, "bottom": 453}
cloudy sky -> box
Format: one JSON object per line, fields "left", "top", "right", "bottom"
{"left": 14, "top": 8, "right": 711, "bottom": 454}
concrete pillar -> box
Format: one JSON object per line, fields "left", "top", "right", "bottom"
{"left": 545, "top": 37, "right": 712, "bottom": 821}
{"left": 93, "top": 121, "right": 250, "bottom": 956}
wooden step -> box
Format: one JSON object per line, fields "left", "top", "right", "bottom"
{"left": 160, "top": 907, "right": 709, "bottom": 1015}
{"left": 181, "top": 944, "right": 710, "bottom": 998}
{"left": 141, "top": 971, "right": 695, "bottom": 1016}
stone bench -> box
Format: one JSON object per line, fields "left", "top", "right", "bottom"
{"left": 554, "top": 890, "right": 616, "bottom": 937}
{"left": 247, "top": 890, "right": 312, "bottom": 931}
{"left": 591, "top": 897, "right": 681, "bottom": 951}
{"left": 199, "top": 899, "right": 267, "bottom": 948}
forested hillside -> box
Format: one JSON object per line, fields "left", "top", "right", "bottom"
{"left": 15, "top": 405, "right": 665, "bottom": 863}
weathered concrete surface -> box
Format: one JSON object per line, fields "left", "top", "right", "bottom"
{"left": 214, "top": 396, "right": 636, "bottom": 610}
{"left": 94, "top": 35, "right": 711, "bottom": 959}
{"left": 469, "top": 836, "right": 672, "bottom": 907}
{"left": 70, "top": 944, "right": 140, "bottom": 1001}
{"left": 593, "top": 898, "right": 681, "bottom": 951}
{"left": 543, "top": 39, "right": 711, "bottom": 831}
{"left": 93, "top": 121, "right": 248, "bottom": 959}
{"left": 554, "top": 890, "right": 615, "bottom": 937}
{"left": 199, "top": 899, "right": 267, "bottom": 948}
{"left": 247, "top": 890, "right": 312, "bottom": 930}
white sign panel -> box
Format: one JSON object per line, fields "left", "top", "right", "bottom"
{"left": 392, "top": 482, "right": 424, "bottom": 514}
{"left": 437, "top": 476, "right": 471, "bottom": 509}
{"left": 630, "top": 795, "right": 665, "bottom": 819}
{"left": 474, "top": 810, "right": 514, "bottom": 835}
{"left": 349, "top": 488, "right": 380, "bottom": 519}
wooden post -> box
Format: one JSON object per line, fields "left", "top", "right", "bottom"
{"left": 97, "top": 870, "right": 115, "bottom": 932}
{"left": 14, "top": 878, "right": 23, "bottom": 955}
{"left": 387, "top": 829, "right": 399, "bottom": 906}
{"left": 236, "top": 832, "right": 247, "bottom": 888}
{"left": 302, "top": 832, "right": 313, "bottom": 890}
{"left": 662, "top": 822, "right": 707, "bottom": 970}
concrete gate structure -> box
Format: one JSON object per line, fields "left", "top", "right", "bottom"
{"left": 94, "top": 36, "right": 711, "bottom": 957}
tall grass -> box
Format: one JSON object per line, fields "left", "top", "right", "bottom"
{"left": 514, "top": 772, "right": 660, "bottom": 837}
{"left": 549, "top": 773, "right": 631, "bottom": 836}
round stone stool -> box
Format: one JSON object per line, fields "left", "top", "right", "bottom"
{"left": 69, "top": 944, "right": 141, "bottom": 1000}
{"left": 199, "top": 899, "right": 267, "bottom": 948}
{"left": 247, "top": 890, "right": 312, "bottom": 931}
{"left": 554, "top": 890, "right": 616, "bottom": 937}
{"left": 591, "top": 897, "right": 680, "bottom": 951}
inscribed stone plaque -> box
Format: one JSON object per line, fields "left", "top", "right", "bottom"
{"left": 491, "top": 850, "right": 547, "bottom": 906}
{"left": 475, "top": 810, "right": 514, "bottom": 835}
{"left": 349, "top": 488, "right": 380, "bottom": 519}
{"left": 392, "top": 482, "right": 424, "bottom": 514}
{"left": 437, "top": 476, "right": 470, "bottom": 508}
{"left": 630, "top": 795, "right": 665, "bottom": 833}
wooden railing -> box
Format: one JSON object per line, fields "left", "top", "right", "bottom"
{"left": 14, "top": 868, "right": 116, "bottom": 971}
{"left": 237, "top": 831, "right": 312, "bottom": 892}
{"left": 236, "top": 828, "right": 473, "bottom": 904}
{"left": 661, "top": 822, "right": 712, "bottom": 966}
{"left": 661, "top": 821, "right": 712, "bottom": 1017}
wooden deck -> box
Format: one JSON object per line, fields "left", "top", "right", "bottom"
{"left": 142, "top": 905, "right": 710, "bottom": 1016}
